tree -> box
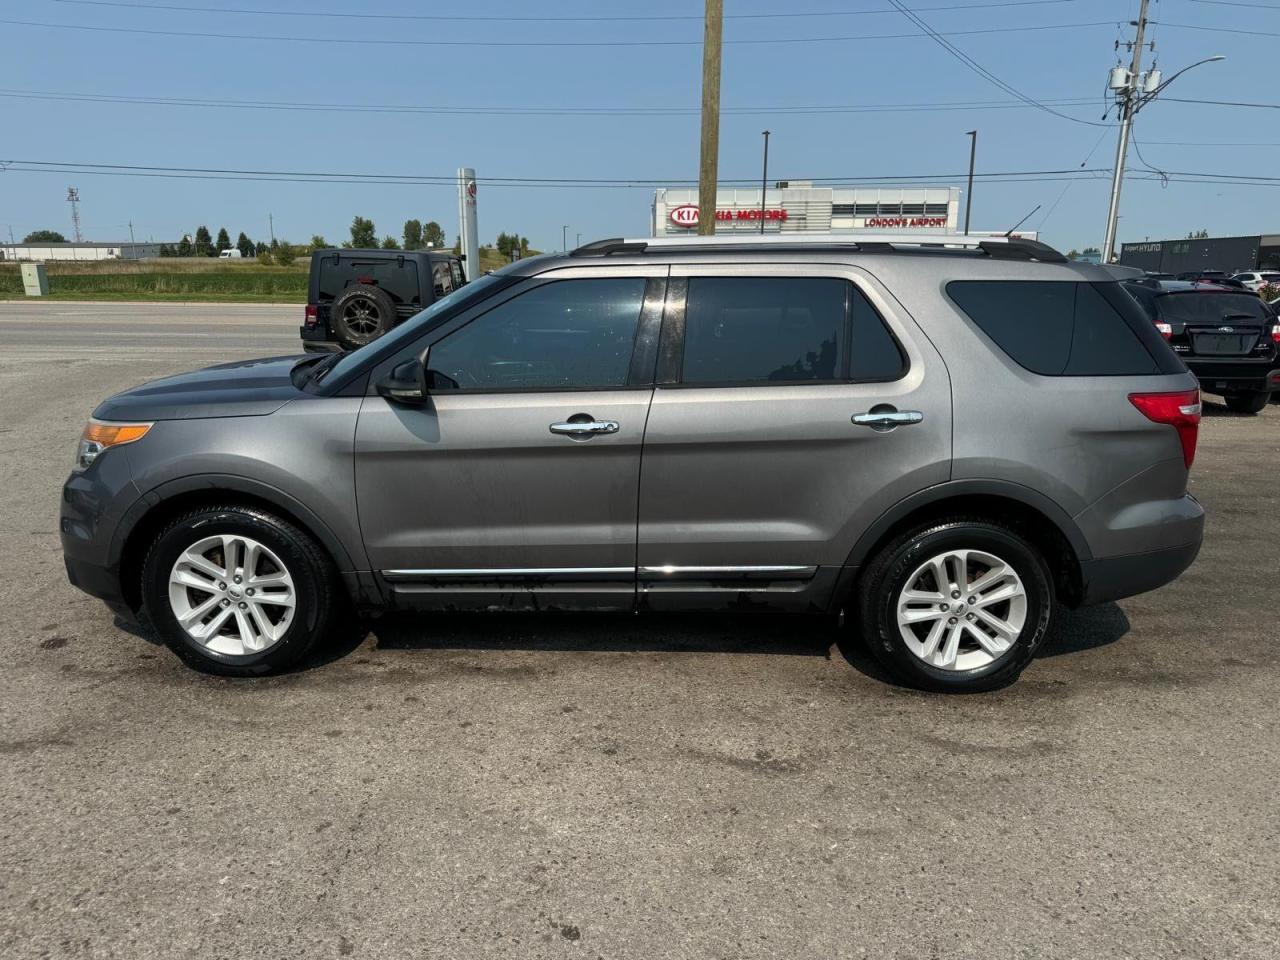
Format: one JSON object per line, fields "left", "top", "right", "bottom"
{"left": 424, "top": 221, "right": 446, "bottom": 248}
{"left": 255, "top": 240, "right": 268, "bottom": 256}
{"left": 176, "top": 235, "right": 193, "bottom": 257}
{"left": 451, "top": 234, "right": 461, "bottom": 255}
{"left": 215, "top": 227, "right": 231, "bottom": 253}
{"left": 1080, "top": 246, "right": 1101, "bottom": 256}
{"left": 275, "top": 241, "right": 295, "bottom": 266}
{"left": 157, "top": 243, "right": 174, "bottom": 257}
{"left": 402, "top": 219, "right": 423, "bottom": 251}
{"left": 310, "top": 234, "right": 328, "bottom": 250}
{"left": 257, "top": 250, "right": 273, "bottom": 266}
{"left": 236, "top": 232, "right": 255, "bottom": 258}
{"left": 347, "top": 215, "right": 377, "bottom": 248}
{"left": 381, "top": 235, "right": 401, "bottom": 249}
{"left": 194, "top": 225, "right": 214, "bottom": 257}
{"left": 23, "top": 229, "right": 67, "bottom": 243}
{"left": 1186, "top": 229, "right": 1209, "bottom": 240}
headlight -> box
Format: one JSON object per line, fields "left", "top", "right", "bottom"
{"left": 75, "top": 419, "right": 152, "bottom": 470}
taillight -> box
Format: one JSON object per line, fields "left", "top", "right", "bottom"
{"left": 1155, "top": 321, "right": 1173, "bottom": 339}
{"left": 1271, "top": 322, "right": 1280, "bottom": 344}
{"left": 1129, "top": 388, "right": 1201, "bottom": 469}
{"left": 304, "top": 304, "right": 318, "bottom": 327}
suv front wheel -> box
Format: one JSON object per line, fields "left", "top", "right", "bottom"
{"left": 140, "top": 505, "right": 341, "bottom": 676}
{"left": 858, "top": 518, "right": 1054, "bottom": 692}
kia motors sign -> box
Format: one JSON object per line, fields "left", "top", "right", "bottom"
{"left": 668, "top": 205, "right": 790, "bottom": 228}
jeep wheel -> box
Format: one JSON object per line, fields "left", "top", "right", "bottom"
{"left": 332, "top": 285, "right": 397, "bottom": 350}
{"left": 858, "top": 518, "right": 1054, "bottom": 692}
{"left": 140, "top": 505, "right": 341, "bottom": 676}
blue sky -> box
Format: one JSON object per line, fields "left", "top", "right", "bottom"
{"left": 0, "top": 0, "right": 1267, "bottom": 254}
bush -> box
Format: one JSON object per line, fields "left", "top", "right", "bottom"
{"left": 275, "top": 242, "right": 295, "bottom": 267}
{"left": 257, "top": 251, "right": 273, "bottom": 266}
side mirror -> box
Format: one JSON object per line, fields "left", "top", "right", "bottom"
{"left": 376, "top": 349, "right": 429, "bottom": 405}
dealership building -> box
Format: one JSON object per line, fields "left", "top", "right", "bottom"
{"left": 652, "top": 183, "right": 964, "bottom": 236}
{"left": 1119, "top": 234, "right": 1280, "bottom": 275}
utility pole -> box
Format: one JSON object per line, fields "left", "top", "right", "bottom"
{"left": 562, "top": 225, "right": 569, "bottom": 252}
{"left": 128, "top": 220, "right": 135, "bottom": 244}
{"left": 759, "top": 130, "right": 771, "bottom": 235}
{"left": 697, "top": 0, "right": 723, "bottom": 236}
{"left": 66, "top": 187, "right": 82, "bottom": 242}
{"left": 268, "top": 212, "right": 275, "bottom": 245}
{"left": 963, "top": 130, "right": 977, "bottom": 235}
{"left": 1102, "top": 0, "right": 1149, "bottom": 264}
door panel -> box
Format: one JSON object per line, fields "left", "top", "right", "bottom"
{"left": 636, "top": 264, "right": 952, "bottom": 611}
{"left": 354, "top": 269, "right": 666, "bottom": 611}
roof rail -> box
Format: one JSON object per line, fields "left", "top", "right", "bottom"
{"left": 569, "top": 232, "right": 1067, "bottom": 263}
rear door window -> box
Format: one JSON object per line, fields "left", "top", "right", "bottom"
{"left": 946, "top": 280, "right": 1168, "bottom": 376}
{"left": 317, "top": 255, "right": 419, "bottom": 307}
{"left": 678, "top": 277, "right": 904, "bottom": 386}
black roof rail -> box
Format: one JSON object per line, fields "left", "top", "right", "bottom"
{"left": 569, "top": 238, "right": 649, "bottom": 257}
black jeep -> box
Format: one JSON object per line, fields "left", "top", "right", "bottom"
{"left": 300, "top": 248, "right": 467, "bottom": 352}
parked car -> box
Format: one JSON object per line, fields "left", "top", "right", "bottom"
{"left": 300, "top": 248, "right": 467, "bottom": 352}
{"left": 1231, "top": 271, "right": 1280, "bottom": 292}
{"left": 63, "top": 234, "right": 1205, "bottom": 692}
{"left": 1123, "top": 279, "right": 1280, "bottom": 413}
{"left": 1177, "top": 270, "right": 1229, "bottom": 281}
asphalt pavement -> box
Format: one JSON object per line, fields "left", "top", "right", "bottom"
{"left": 1, "top": 301, "right": 1278, "bottom": 959}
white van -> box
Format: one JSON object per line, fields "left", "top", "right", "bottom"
{"left": 218, "top": 248, "right": 243, "bottom": 259}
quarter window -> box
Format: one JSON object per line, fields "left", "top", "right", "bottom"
{"left": 679, "top": 277, "right": 903, "bottom": 386}
{"left": 428, "top": 277, "right": 646, "bottom": 391}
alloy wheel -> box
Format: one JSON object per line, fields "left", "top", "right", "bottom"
{"left": 895, "top": 548, "right": 1027, "bottom": 671}
{"left": 341, "top": 298, "right": 382, "bottom": 337}
{"left": 167, "top": 534, "right": 297, "bottom": 656}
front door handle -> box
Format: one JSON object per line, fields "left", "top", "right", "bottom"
{"left": 549, "top": 418, "right": 620, "bottom": 438}
{"left": 851, "top": 408, "right": 924, "bottom": 432}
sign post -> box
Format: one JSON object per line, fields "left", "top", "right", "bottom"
{"left": 457, "top": 167, "right": 479, "bottom": 281}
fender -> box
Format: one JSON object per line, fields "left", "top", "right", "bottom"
{"left": 110, "top": 473, "right": 360, "bottom": 573}
{"left": 842, "top": 478, "right": 1094, "bottom": 570}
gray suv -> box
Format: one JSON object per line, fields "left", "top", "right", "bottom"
{"left": 61, "top": 234, "right": 1204, "bottom": 691}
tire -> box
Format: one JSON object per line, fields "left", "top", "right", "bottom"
{"left": 331, "top": 285, "right": 398, "bottom": 350}
{"left": 1224, "top": 390, "right": 1270, "bottom": 414}
{"left": 140, "top": 505, "right": 341, "bottom": 677}
{"left": 856, "top": 518, "right": 1054, "bottom": 693}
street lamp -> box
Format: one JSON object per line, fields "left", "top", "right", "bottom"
{"left": 1102, "top": 52, "right": 1225, "bottom": 262}
{"left": 563, "top": 225, "right": 569, "bottom": 252}
{"left": 759, "top": 130, "right": 771, "bottom": 235}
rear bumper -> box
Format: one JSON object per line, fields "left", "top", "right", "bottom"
{"left": 1077, "top": 538, "right": 1202, "bottom": 606}
{"left": 299, "top": 325, "right": 341, "bottom": 353}
{"left": 1185, "top": 358, "right": 1279, "bottom": 394}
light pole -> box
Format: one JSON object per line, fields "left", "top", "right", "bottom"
{"left": 563, "top": 225, "right": 569, "bottom": 252}
{"left": 576, "top": 232, "right": 581, "bottom": 248}
{"left": 759, "top": 130, "right": 771, "bottom": 235}
{"left": 1101, "top": 2, "right": 1223, "bottom": 260}
{"left": 963, "top": 130, "right": 977, "bottom": 235}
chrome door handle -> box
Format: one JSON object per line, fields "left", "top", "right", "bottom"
{"left": 851, "top": 409, "right": 924, "bottom": 431}
{"left": 549, "top": 419, "right": 620, "bottom": 437}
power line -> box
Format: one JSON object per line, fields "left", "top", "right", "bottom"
{"left": 0, "top": 88, "right": 1101, "bottom": 118}
{"left": 1160, "top": 20, "right": 1280, "bottom": 37}
{"left": 0, "top": 17, "right": 1120, "bottom": 48}
{"left": 1163, "top": 97, "right": 1280, "bottom": 109}
{"left": 883, "top": 0, "right": 1113, "bottom": 127}
{"left": 40, "top": 0, "right": 1090, "bottom": 21}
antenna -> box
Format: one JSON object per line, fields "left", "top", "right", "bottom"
{"left": 66, "top": 187, "right": 82, "bottom": 242}
{"left": 1005, "top": 204, "right": 1042, "bottom": 237}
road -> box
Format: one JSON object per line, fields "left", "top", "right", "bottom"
{"left": 1, "top": 301, "right": 1278, "bottom": 959}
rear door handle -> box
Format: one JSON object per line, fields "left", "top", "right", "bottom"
{"left": 851, "top": 409, "right": 924, "bottom": 431}
{"left": 549, "top": 419, "right": 620, "bottom": 437}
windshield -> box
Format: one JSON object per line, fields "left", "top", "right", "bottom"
{"left": 313, "top": 273, "right": 510, "bottom": 388}
{"left": 1156, "top": 292, "right": 1268, "bottom": 325}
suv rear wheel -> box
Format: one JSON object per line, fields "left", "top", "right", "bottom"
{"left": 140, "top": 505, "right": 341, "bottom": 676}
{"left": 858, "top": 518, "right": 1054, "bottom": 692}
{"left": 1223, "top": 390, "right": 1270, "bottom": 414}
{"left": 332, "top": 285, "right": 397, "bottom": 350}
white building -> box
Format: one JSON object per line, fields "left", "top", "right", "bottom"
{"left": 0, "top": 241, "right": 165, "bottom": 262}
{"left": 653, "top": 183, "right": 962, "bottom": 237}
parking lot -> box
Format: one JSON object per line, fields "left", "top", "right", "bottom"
{"left": 2, "top": 301, "right": 1278, "bottom": 959}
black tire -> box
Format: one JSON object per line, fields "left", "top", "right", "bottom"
{"left": 1224, "top": 390, "right": 1270, "bottom": 414}
{"left": 140, "top": 505, "right": 341, "bottom": 677}
{"left": 331, "top": 285, "right": 398, "bottom": 350}
{"left": 856, "top": 518, "right": 1054, "bottom": 693}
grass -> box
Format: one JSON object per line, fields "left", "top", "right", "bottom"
{"left": 0, "top": 250, "right": 526, "bottom": 302}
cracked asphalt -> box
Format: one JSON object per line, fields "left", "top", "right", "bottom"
{"left": 1, "top": 302, "right": 1278, "bottom": 959}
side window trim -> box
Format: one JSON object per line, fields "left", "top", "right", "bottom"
{"left": 656, "top": 273, "right": 907, "bottom": 389}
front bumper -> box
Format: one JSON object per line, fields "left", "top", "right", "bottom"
{"left": 60, "top": 456, "right": 142, "bottom": 620}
